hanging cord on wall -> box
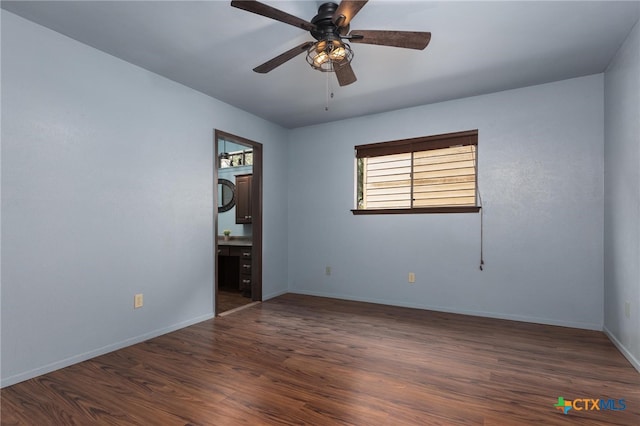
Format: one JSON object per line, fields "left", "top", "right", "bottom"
{"left": 474, "top": 149, "right": 485, "bottom": 271}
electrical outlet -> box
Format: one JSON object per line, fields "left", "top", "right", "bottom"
{"left": 134, "top": 293, "right": 144, "bottom": 309}
{"left": 325, "top": 266, "right": 331, "bottom": 276}
{"left": 624, "top": 301, "right": 630, "bottom": 319}
{"left": 408, "top": 272, "right": 416, "bottom": 283}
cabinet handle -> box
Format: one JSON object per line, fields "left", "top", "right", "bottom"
{"left": 242, "top": 252, "right": 251, "bottom": 257}
{"left": 242, "top": 264, "right": 251, "bottom": 269}
{"left": 242, "top": 279, "right": 251, "bottom": 284}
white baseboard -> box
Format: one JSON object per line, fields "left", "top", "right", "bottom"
{"left": 263, "top": 288, "right": 289, "bottom": 301}
{"left": 1, "top": 312, "right": 215, "bottom": 388}
{"left": 288, "top": 289, "right": 603, "bottom": 331}
{"left": 603, "top": 326, "right": 640, "bottom": 373}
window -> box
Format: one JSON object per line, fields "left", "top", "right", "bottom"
{"left": 354, "top": 130, "right": 480, "bottom": 214}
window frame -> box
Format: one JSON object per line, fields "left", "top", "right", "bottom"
{"left": 352, "top": 129, "right": 481, "bottom": 215}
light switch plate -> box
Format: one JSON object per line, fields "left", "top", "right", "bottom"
{"left": 134, "top": 293, "right": 143, "bottom": 309}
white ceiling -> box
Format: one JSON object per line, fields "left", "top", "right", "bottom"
{"left": 3, "top": 1, "right": 639, "bottom": 128}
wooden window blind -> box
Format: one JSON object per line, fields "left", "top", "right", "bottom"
{"left": 354, "top": 130, "right": 479, "bottom": 214}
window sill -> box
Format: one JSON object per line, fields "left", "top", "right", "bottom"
{"left": 351, "top": 206, "right": 481, "bottom": 215}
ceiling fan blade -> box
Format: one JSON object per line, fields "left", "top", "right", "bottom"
{"left": 333, "top": 0, "right": 368, "bottom": 28}
{"left": 253, "top": 42, "right": 314, "bottom": 74}
{"left": 349, "top": 30, "right": 431, "bottom": 50}
{"left": 231, "top": 0, "right": 316, "bottom": 31}
{"left": 334, "top": 62, "right": 357, "bottom": 86}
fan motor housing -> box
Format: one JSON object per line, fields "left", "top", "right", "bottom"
{"left": 310, "top": 2, "right": 344, "bottom": 42}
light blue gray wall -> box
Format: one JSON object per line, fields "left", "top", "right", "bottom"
{"left": 1, "top": 11, "right": 289, "bottom": 387}
{"left": 218, "top": 140, "right": 247, "bottom": 156}
{"left": 604, "top": 18, "right": 640, "bottom": 370}
{"left": 3, "top": 6, "right": 638, "bottom": 388}
{"left": 288, "top": 74, "right": 604, "bottom": 330}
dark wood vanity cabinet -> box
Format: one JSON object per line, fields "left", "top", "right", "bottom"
{"left": 238, "top": 247, "right": 252, "bottom": 297}
{"left": 218, "top": 243, "right": 252, "bottom": 297}
{"left": 235, "top": 174, "right": 252, "bottom": 224}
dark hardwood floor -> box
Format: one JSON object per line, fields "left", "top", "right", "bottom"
{"left": 217, "top": 288, "right": 253, "bottom": 314}
{"left": 2, "top": 294, "right": 639, "bottom": 425}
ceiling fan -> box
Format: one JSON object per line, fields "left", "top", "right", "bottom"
{"left": 230, "top": 0, "right": 431, "bottom": 86}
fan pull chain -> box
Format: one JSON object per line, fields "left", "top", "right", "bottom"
{"left": 325, "top": 69, "right": 329, "bottom": 111}
{"left": 324, "top": 65, "right": 335, "bottom": 111}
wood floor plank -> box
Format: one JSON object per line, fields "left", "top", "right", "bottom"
{"left": 218, "top": 289, "right": 253, "bottom": 314}
{"left": 2, "top": 293, "right": 639, "bottom": 425}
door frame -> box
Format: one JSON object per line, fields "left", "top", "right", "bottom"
{"left": 214, "top": 129, "right": 263, "bottom": 315}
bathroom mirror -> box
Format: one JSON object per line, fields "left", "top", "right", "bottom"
{"left": 218, "top": 179, "right": 235, "bottom": 213}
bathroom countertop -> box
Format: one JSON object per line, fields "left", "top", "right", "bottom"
{"left": 217, "top": 238, "right": 252, "bottom": 247}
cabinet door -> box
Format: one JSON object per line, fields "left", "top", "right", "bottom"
{"left": 235, "top": 174, "right": 252, "bottom": 224}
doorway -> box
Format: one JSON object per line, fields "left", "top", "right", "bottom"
{"left": 214, "top": 130, "right": 263, "bottom": 315}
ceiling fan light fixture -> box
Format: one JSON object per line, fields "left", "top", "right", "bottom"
{"left": 329, "top": 46, "right": 346, "bottom": 61}
{"left": 306, "top": 40, "right": 353, "bottom": 72}
{"left": 313, "top": 51, "right": 330, "bottom": 68}
{"left": 233, "top": 1, "right": 432, "bottom": 87}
